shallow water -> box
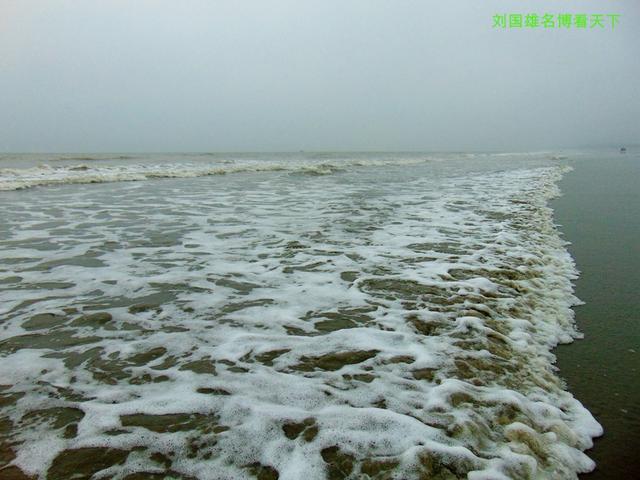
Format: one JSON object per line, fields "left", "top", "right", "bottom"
{"left": 553, "top": 150, "right": 640, "bottom": 479}
{"left": 0, "top": 153, "right": 601, "bottom": 479}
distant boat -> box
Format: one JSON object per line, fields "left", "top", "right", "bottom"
{"left": 620, "top": 147, "right": 627, "bottom": 153}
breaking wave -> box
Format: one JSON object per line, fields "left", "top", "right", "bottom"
{"left": 0, "top": 158, "right": 434, "bottom": 191}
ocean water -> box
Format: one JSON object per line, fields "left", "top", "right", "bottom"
{"left": 0, "top": 153, "right": 602, "bottom": 480}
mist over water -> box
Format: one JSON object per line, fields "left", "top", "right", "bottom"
{"left": 1, "top": 1, "right": 639, "bottom": 153}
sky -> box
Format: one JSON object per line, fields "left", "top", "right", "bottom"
{"left": 0, "top": 0, "right": 638, "bottom": 152}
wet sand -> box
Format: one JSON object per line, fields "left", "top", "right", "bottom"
{"left": 553, "top": 150, "right": 640, "bottom": 479}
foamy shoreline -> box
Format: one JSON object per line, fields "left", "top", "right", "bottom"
{"left": 0, "top": 158, "right": 601, "bottom": 479}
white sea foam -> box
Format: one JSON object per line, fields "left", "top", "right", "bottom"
{"left": 0, "top": 160, "right": 601, "bottom": 479}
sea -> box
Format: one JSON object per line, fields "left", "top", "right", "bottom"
{"left": 0, "top": 152, "right": 604, "bottom": 480}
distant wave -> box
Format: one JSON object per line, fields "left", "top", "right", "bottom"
{"left": 0, "top": 152, "right": 564, "bottom": 191}
{"left": 52, "top": 154, "right": 138, "bottom": 161}
{"left": 0, "top": 158, "right": 432, "bottom": 191}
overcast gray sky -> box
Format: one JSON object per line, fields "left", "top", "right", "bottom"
{"left": 0, "top": 0, "right": 638, "bottom": 152}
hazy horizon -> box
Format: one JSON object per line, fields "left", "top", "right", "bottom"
{"left": 2, "top": 144, "right": 636, "bottom": 155}
{"left": 1, "top": 0, "right": 638, "bottom": 152}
